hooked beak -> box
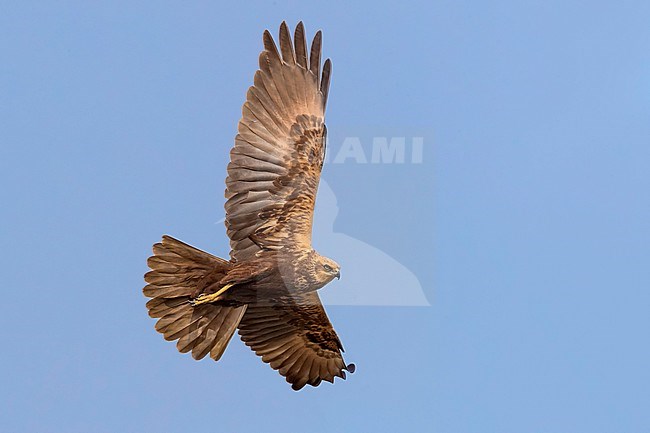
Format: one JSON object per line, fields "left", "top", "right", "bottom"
{"left": 335, "top": 270, "right": 341, "bottom": 280}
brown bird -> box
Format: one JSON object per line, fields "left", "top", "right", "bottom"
{"left": 143, "top": 22, "right": 354, "bottom": 390}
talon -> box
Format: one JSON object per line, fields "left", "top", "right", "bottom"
{"left": 188, "top": 294, "right": 205, "bottom": 306}
{"left": 189, "top": 284, "right": 234, "bottom": 307}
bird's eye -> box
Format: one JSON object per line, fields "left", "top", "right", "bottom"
{"left": 323, "top": 264, "right": 333, "bottom": 272}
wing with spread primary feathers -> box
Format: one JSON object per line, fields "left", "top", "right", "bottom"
{"left": 238, "top": 291, "right": 354, "bottom": 390}
{"left": 225, "top": 22, "right": 352, "bottom": 389}
{"left": 224, "top": 21, "right": 331, "bottom": 262}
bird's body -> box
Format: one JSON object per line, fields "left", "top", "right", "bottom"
{"left": 189, "top": 248, "right": 340, "bottom": 305}
{"left": 143, "top": 22, "right": 354, "bottom": 390}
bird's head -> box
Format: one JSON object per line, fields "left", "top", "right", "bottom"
{"left": 310, "top": 251, "right": 341, "bottom": 287}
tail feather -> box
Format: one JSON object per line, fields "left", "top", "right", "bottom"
{"left": 144, "top": 235, "right": 246, "bottom": 361}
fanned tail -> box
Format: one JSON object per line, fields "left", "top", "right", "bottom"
{"left": 144, "top": 235, "right": 246, "bottom": 361}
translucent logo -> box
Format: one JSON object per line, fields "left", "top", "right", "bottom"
{"left": 312, "top": 179, "right": 430, "bottom": 306}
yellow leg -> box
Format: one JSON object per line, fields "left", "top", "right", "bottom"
{"left": 190, "top": 283, "right": 233, "bottom": 306}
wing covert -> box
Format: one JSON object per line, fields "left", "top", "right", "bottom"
{"left": 225, "top": 22, "right": 331, "bottom": 261}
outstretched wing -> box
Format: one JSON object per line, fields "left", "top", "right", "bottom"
{"left": 238, "top": 291, "right": 355, "bottom": 390}
{"left": 226, "top": 23, "right": 351, "bottom": 389}
{"left": 225, "top": 21, "right": 331, "bottom": 261}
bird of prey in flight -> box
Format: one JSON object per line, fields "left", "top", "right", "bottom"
{"left": 143, "top": 22, "right": 354, "bottom": 390}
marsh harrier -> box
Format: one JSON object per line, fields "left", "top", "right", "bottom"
{"left": 143, "top": 22, "right": 354, "bottom": 390}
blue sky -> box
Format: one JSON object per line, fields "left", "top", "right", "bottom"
{"left": 2, "top": 1, "right": 649, "bottom": 432}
